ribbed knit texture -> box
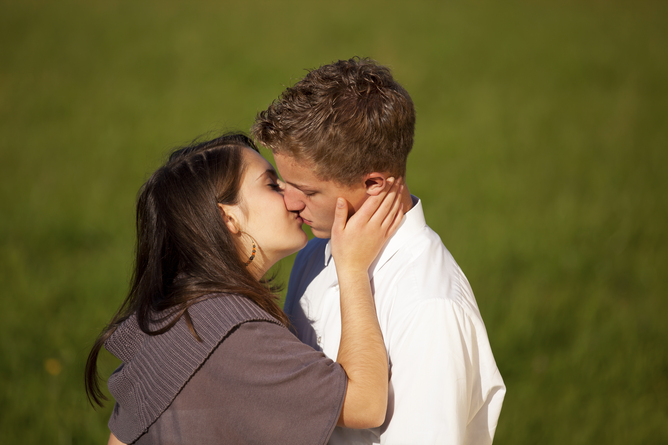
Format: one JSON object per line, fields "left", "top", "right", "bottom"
{"left": 105, "top": 294, "right": 281, "bottom": 444}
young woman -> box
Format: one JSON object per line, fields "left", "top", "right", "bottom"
{"left": 85, "top": 133, "right": 403, "bottom": 444}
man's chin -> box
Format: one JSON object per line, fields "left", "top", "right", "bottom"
{"left": 310, "top": 227, "right": 332, "bottom": 239}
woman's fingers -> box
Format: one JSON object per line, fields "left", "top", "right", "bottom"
{"left": 381, "top": 184, "right": 404, "bottom": 236}
{"left": 332, "top": 197, "right": 349, "bottom": 236}
{"left": 334, "top": 176, "right": 403, "bottom": 238}
{"left": 330, "top": 177, "right": 406, "bottom": 272}
{"left": 368, "top": 178, "right": 402, "bottom": 228}
{"left": 352, "top": 177, "right": 396, "bottom": 223}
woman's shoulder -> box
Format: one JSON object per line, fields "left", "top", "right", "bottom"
{"left": 104, "top": 294, "right": 279, "bottom": 359}
{"left": 112, "top": 301, "right": 345, "bottom": 445}
{"left": 149, "top": 320, "right": 345, "bottom": 445}
{"left": 106, "top": 293, "right": 283, "bottom": 444}
{"left": 189, "top": 293, "right": 282, "bottom": 330}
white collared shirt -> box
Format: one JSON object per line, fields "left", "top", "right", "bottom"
{"left": 285, "top": 196, "right": 505, "bottom": 445}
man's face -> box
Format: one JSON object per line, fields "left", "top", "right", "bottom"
{"left": 273, "top": 153, "right": 368, "bottom": 239}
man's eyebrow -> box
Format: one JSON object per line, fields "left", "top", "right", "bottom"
{"left": 285, "top": 180, "right": 317, "bottom": 192}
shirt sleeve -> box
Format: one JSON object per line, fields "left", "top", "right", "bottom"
{"left": 138, "top": 320, "right": 347, "bottom": 445}
{"left": 382, "top": 298, "right": 505, "bottom": 445}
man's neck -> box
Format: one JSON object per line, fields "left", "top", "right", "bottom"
{"left": 400, "top": 183, "right": 414, "bottom": 213}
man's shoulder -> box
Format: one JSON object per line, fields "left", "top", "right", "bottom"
{"left": 287, "top": 237, "right": 331, "bottom": 296}
{"left": 380, "top": 225, "right": 479, "bottom": 309}
{"left": 387, "top": 223, "right": 455, "bottom": 273}
{"left": 293, "top": 237, "right": 329, "bottom": 268}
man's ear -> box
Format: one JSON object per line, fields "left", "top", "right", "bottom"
{"left": 363, "top": 172, "right": 391, "bottom": 196}
{"left": 217, "top": 203, "right": 242, "bottom": 234}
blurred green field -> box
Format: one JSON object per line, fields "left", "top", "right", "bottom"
{"left": 1, "top": 0, "right": 666, "bottom": 443}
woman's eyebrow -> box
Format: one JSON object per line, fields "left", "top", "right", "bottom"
{"left": 256, "top": 168, "right": 278, "bottom": 181}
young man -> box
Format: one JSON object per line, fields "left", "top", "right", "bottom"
{"left": 252, "top": 57, "right": 505, "bottom": 444}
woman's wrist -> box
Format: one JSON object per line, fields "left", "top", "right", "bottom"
{"left": 336, "top": 264, "right": 369, "bottom": 279}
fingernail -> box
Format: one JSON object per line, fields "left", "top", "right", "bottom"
{"left": 337, "top": 198, "right": 345, "bottom": 208}
{"left": 388, "top": 177, "right": 395, "bottom": 184}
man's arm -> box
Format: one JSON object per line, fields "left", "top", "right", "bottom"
{"left": 382, "top": 298, "right": 505, "bottom": 445}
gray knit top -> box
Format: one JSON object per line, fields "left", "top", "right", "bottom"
{"left": 105, "top": 293, "right": 346, "bottom": 445}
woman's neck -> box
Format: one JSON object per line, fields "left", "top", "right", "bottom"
{"left": 246, "top": 251, "right": 275, "bottom": 281}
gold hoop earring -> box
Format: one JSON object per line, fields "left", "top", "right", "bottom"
{"left": 242, "top": 233, "right": 257, "bottom": 266}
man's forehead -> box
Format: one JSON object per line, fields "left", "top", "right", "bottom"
{"left": 274, "top": 154, "right": 321, "bottom": 182}
{"left": 273, "top": 152, "right": 356, "bottom": 192}
{"left": 273, "top": 152, "right": 310, "bottom": 170}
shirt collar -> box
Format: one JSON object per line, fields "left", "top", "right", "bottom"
{"left": 324, "top": 195, "right": 426, "bottom": 277}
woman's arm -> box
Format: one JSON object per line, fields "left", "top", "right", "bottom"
{"left": 108, "top": 432, "right": 124, "bottom": 445}
{"left": 330, "top": 178, "right": 404, "bottom": 429}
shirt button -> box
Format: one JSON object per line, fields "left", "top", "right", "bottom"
{"left": 317, "top": 336, "right": 322, "bottom": 345}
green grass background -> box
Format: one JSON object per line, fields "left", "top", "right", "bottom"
{"left": 1, "top": 0, "right": 666, "bottom": 443}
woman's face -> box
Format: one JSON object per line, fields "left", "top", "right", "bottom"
{"left": 232, "top": 147, "right": 308, "bottom": 266}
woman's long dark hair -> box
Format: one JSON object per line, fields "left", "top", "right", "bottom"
{"left": 85, "top": 133, "right": 289, "bottom": 407}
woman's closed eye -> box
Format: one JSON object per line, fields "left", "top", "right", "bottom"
{"left": 269, "top": 181, "right": 284, "bottom": 192}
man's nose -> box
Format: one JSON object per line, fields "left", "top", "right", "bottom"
{"left": 283, "top": 186, "right": 305, "bottom": 212}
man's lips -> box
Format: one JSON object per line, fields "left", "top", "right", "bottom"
{"left": 300, "top": 216, "right": 312, "bottom": 226}
{"left": 292, "top": 212, "right": 307, "bottom": 225}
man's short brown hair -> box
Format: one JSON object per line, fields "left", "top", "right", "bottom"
{"left": 252, "top": 57, "right": 416, "bottom": 186}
